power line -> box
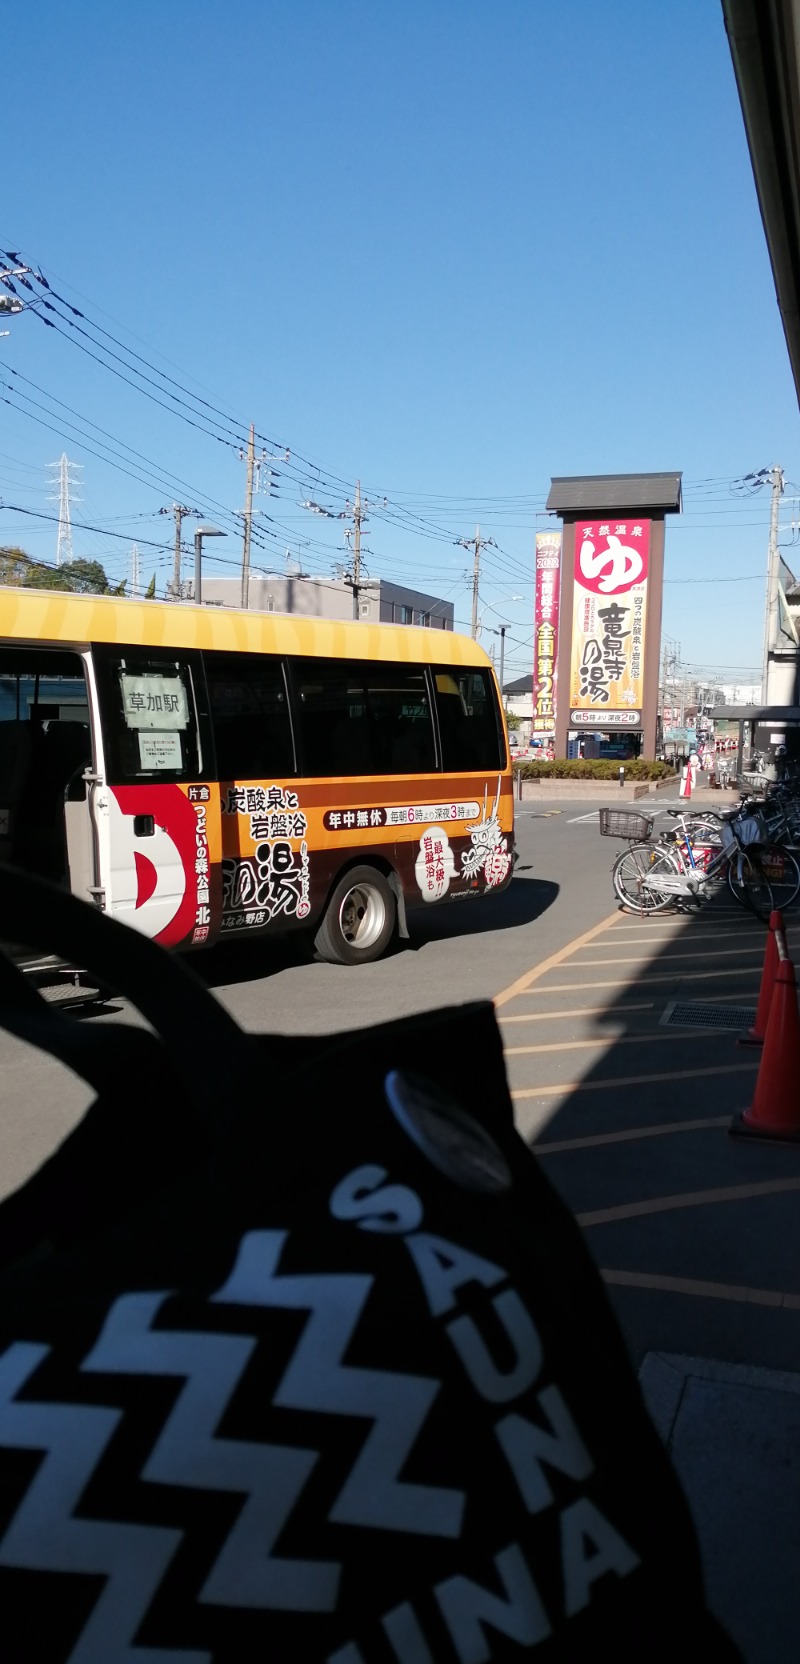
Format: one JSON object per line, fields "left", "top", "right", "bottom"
{"left": 0, "top": 502, "right": 173, "bottom": 553}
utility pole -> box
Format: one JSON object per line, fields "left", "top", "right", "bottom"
{"left": 0, "top": 258, "right": 35, "bottom": 335}
{"left": 349, "top": 480, "right": 364, "bottom": 620}
{"left": 498, "top": 625, "right": 506, "bottom": 691}
{"left": 301, "top": 479, "right": 374, "bottom": 619}
{"left": 241, "top": 424, "right": 255, "bottom": 610}
{"left": 239, "top": 431, "right": 288, "bottom": 609}
{"left": 159, "top": 504, "right": 200, "bottom": 599}
{"left": 456, "top": 525, "right": 497, "bottom": 639}
{"left": 761, "top": 463, "right": 785, "bottom": 703}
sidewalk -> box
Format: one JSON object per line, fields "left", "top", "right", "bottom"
{"left": 640, "top": 1351, "right": 800, "bottom": 1663}
{"left": 516, "top": 777, "right": 742, "bottom": 805}
{"left": 501, "top": 893, "right": 800, "bottom": 1662}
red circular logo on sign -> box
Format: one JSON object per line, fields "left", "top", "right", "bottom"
{"left": 575, "top": 523, "right": 650, "bottom": 597}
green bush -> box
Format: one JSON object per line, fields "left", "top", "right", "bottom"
{"left": 514, "top": 758, "right": 675, "bottom": 781}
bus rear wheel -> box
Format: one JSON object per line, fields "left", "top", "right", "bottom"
{"left": 314, "top": 865, "right": 396, "bottom": 965}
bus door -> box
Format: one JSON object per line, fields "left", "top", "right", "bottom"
{"left": 91, "top": 645, "right": 220, "bottom": 948}
{"left": 0, "top": 645, "right": 95, "bottom": 898}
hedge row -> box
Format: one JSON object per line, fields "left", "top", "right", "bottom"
{"left": 514, "top": 759, "right": 676, "bottom": 781}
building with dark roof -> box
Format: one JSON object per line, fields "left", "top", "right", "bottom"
{"left": 546, "top": 472, "right": 682, "bottom": 759}
{"left": 545, "top": 473, "right": 683, "bottom": 516}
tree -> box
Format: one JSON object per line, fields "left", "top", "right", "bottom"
{"left": 22, "top": 557, "right": 110, "bottom": 594}
{"left": 0, "top": 546, "right": 35, "bottom": 586}
{"left": 58, "top": 559, "right": 110, "bottom": 594}
{"left": 23, "top": 564, "right": 77, "bottom": 592}
{"left": 145, "top": 573, "right": 156, "bottom": 599}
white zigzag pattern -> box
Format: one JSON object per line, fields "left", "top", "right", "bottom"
{"left": 0, "top": 1338, "right": 204, "bottom": 1664}
{"left": 0, "top": 1226, "right": 462, "bottom": 1661}
{"left": 82, "top": 1288, "right": 340, "bottom": 1613}
{"left": 213, "top": 1229, "right": 465, "bottom": 1538}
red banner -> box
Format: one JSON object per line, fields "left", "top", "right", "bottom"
{"left": 569, "top": 519, "right": 650, "bottom": 725}
{"left": 532, "top": 531, "right": 561, "bottom": 733}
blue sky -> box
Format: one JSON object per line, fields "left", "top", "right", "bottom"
{"left": 2, "top": 0, "right": 799, "bottom": 691}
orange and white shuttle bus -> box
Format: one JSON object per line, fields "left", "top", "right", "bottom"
{"left": 0, "top": 589, "right": 515, "bottom": 964}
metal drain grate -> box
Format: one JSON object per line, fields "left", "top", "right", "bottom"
{"left": 660, "top": 1000, "right": 756, "bottom": 1032}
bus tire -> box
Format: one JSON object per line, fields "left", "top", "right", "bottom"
{"left": 314, "top": 865, "right": 396, "bottom": 966}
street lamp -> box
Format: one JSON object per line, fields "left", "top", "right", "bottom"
{"left": 480, "top": 598, "right": 523, "bottom": 694}
{"left": 193, "top": 524, "right": 226, "bottom": 605}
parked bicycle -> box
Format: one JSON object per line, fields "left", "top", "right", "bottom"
{"left": 601, "top": 804, "right": 800, "bottom": 921}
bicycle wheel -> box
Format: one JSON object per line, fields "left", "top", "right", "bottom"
{"left": 758, "top": 845, "right": 800, "bottom": 911}
{"left": 687, "top": 816, "right": 723, "bottom": 842}
{"left": 612, "top": 844, "right": 679, "bottom": 912}
{"left": 726, "top": 850, "right": 773, "bottom": 921}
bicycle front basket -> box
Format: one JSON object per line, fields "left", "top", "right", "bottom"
{"left": 599, "top": 807, "right": 654, "bottom": 841}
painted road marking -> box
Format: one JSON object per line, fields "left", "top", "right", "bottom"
{"left": 512, "top": 966, "right": 765, "bottom": 992}
{"left": 600, "top": 1267, "right": 800, "bottom": 1310}
{"left": 506, "top": 1031, "right": 725, "bottom": 1057}
{"left": 606, "top": 928, "right": 773, "bottom": 944}
{"left": 534, "top": 1116, "right": 731, "bottom": 1154}
{"left": 510, "top": 1061, "right": 758, "bottom": 1101}
{"left": 493, "top": 910, "right": 623, "bottom": 1008}
{"left": 578, "top": 1175, "right": 800, "bottom": 1228}
{"left": 567, "top": 812, "right": 601, "bottom": 824}
{"left": 499, "top": 1002, "right": 656, "bottom": 1024}
{"left": 572, "top": 945, "right": 764, "bottom": 966}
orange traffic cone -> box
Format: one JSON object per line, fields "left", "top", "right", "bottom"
{"left": 730, "top": 949, "right": 800, "bottom": 1141}
{"left": 738, "top": 910, "right": 783, "bottom": 1048}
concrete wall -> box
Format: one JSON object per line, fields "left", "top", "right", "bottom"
{"left": 766, "top": 649, "right": 800, "bottom": 706}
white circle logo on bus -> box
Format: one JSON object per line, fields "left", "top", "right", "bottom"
{"left": 414, "top": 826, "right": 456, "bottom": 903}
{"left": 107, "top": 791, "right": 187, "bottom": 940}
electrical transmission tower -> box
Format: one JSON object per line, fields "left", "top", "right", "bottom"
{"left": 47, "top": 453, "right": 82, "bottom": 566}
{"left": 130, "top": 544, "right": 141, "bottom": 598}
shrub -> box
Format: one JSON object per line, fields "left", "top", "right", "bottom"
{"left": 514, "top": 759, "right": 675, "bottom": 781}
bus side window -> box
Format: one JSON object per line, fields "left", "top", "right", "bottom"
{"left": 0, "top": 648, "right": 90, "bottom": 878}
{"left": 204, "top": 652, "right": 295, "bottom": 779}
{"left": 290, "top": 658, "right": 435, "bottom": 777}
{"left": 92, "top": 648, "right": 203, "bottom": 782}
{"left": 434, "top": 668, "right": 504, "bottom": 772}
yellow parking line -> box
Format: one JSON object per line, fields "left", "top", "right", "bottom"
{"left": 535, "top": 1115, "right": 731, "bottom": 1153}
{"left": 511, "top": 1061, "right": 758, "bottom": 1100}
{"left": 573, "top": 946, "right": 764, "bottom": 966}
{"left": 514, "top": 966, "right": 764, "bottom": 992}
{"left": 578, "top": 1175, "right": 800, "bottom": 1228}
{"left": 600, "top": 1267, "right": 800, "bottom": 1309}
{"left": 500, "top": 1003, "right": 655, "bottom": 1024}
{"left": 493, "top": 910, "right": 621, "bottom": 1008}
{"left": 608, "top": 928, "right": 775, "bottom": 943}
{"left": 506, "top": 1031, "right": 721, "bottom": 1057}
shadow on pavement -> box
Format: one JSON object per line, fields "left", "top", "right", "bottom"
{"left": 188, "top": 872, "right": 559, "bottom": 989}
{"left": 404, "top": 873, "right": 559, "bottom": 948}
{"left": 504, "top": 884, "right": 800, "bottom": 1663}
